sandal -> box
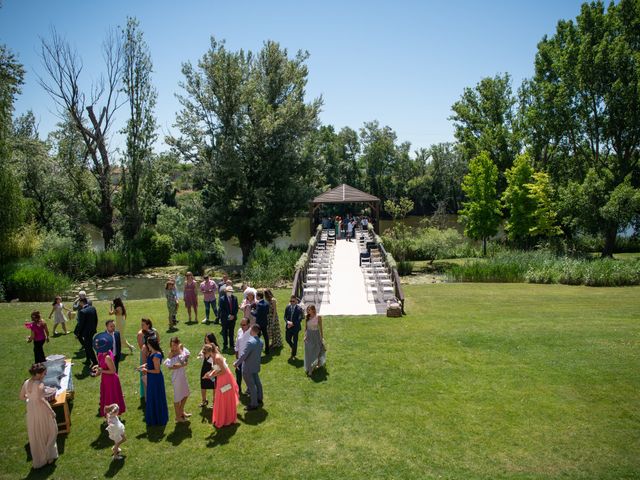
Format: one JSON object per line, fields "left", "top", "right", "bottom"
{"left": 198, "top": 400, "right": 208, "bottom": 407}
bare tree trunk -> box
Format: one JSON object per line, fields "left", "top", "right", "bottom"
{"left": 601, "top": 225, "right": 617, "bottom": 258}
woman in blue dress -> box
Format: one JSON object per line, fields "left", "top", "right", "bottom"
{"left": 141, "top": 338, "right": 169, "bottom": 425}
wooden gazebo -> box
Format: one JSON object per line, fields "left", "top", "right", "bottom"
{"left": 309, "top": 184, "right": 381, "bottom": 234}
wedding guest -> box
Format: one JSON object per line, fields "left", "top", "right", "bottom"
{"left": 93, "top": 333, "right": 126, "bottom": 417}
{"left": 165, "top": 337, "right": 191, "bottom": 422}
{"left": 253, "top": 291, "right": 270, "bottom": 354}
{"left": 141, "top": 338, "right": 169, "bottom": 426}
{"left": 19, "top": 363, "right": 58, "bottom": 469}
{"left": 103, "top": 320, "right": 122, "bottom": 372}
{"left": 136, "top": 318, "right": 159, "bottom": 401}
{"left": 204, "top": 343, "right": 239, "bottom": 428}
{"left": 241, "top": 282, "right": 257, "bottom": 300}
{"left": 198, "top": 333, "right": 219, "bottom": 407}
{"left": 165, "top": 279, "right": 179, "bottom": 329}
{"left": 234, "top": 318, "right": 251, "bottom": 394}
{"left": 304, "top": 304, "right": 326, "bottom": 376}
{"left": 48, "top": 296, "right": 69, "bottom": 336}
{"left": 264, "top": 289, "right": 282, "bottom": 348}
{"left": 215, "top": 274, "right": 229, "bottom": 324}
{"left": 105, "top": 404, "right": 126, "bottom": 460}
{"left": 234, "top": 325, "right": 263, "bottom": 411}
{"left": 183, "top": 271, "right": 199, "bottom": 323}
{"left": 26, "top": 311, "right": 49, "bottom": 363}
{"left": 240, "top": 290, "right": 256, "bottom": 325}
{"left": 200, "top": 275, "right": 218, "bottom": 324}
{"left": 284, "top": 295, "right": 303, "bottom": 360}
{"left": 75, "top": 298, "right": 98, "bottom": 372}
{"left": 219, "top": 286, "right": 238, "bottom": 351}
{"left": 109, "top": 297, "right": 134, "bottom": 352}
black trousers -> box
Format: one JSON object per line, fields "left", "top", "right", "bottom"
{"left": 285, "top": 328, "right": 299, "bottom": 357}
{"left": 83, "top": 335, "right": 98, "bottom": 366}
{"left": 235, "top": 363, "right": 243, "bottom": 391}
{"left": 221, "top": 320, "right": 236, "bottom": 349}
{"left": 257, "top": 322, "right": 269, "bottom": 354}
{"left": 33, "top": 340, "right": 46, "bottom": 363}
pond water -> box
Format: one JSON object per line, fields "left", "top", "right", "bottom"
{"left": 74, "top": 277, "right": 170, "bottom": 302}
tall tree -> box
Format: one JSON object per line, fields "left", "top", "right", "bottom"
{"left": 459, "top": 151, "right": 501, "bottom": 256}
{"left": 450, "top": 73, "right": 521, "bottom": 192}
{"left": 170, "top": 38, "right": 321, "bottom": 263}
{"left": 502, "top": 152, "right": 537, "bottom": 246}
{"left": 39, "top": 29, "right": 124, "bottom": 248}
{"left": 0, "top": 44, "right": 26, "bottom": 257}
{"left": 119, "top": 17, "right": 158, "bottom": 243}
{"left": 523, "top": 0, "right": 640, "bottom": 256}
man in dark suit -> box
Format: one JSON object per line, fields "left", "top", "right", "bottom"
{"left": 104, "top": 319, "right": 122, "bottom": 372}
{"left": 218, "top": 285, "right": 239, "bottom": 351}
{"left": 74, "top": 298, "right": 98, "bottom": 371}
{"left": 234, "top": 324, "right": 264, "bottom": 410}
{"left": 253, "top": 290, "right": 270, "bottom": 354}
{"left": 215, "top": 274, "right": 229, "bottom": 324}
{"left": 284, "top": 295, "right": 303, "bottom": 360}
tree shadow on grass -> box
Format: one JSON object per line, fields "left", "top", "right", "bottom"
{"left": 104, "top": 455, "right": 125, "bottom": 478}
{"left": 166, "top": 421, "right": 192, "bottom": 446}
{"left": 90, "top": 423, "right": 112, "bottom": 450}
{"left": 135, "top": 424, "right": 166, "bottom": 442}
{"left": 206, "top": 423, "right": 239, "bottom": 448}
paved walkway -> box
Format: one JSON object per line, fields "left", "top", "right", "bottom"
{"left": 318, "top": 239, "right": 377, "bottom": 316}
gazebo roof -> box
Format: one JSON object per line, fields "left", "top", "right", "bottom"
{"left": 311, "top": 184, "right": 380, "bottom": 204}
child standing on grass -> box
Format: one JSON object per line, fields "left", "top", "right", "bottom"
{"left": 105, "top": 403, "right": 126, "bottom": 460}
{"left": 48, "top": 296, "right": 70, "bottom": 336}
{"left": 26, "top": 311, "right": 49, "bottom": 363}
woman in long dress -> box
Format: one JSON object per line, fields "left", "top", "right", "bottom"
{"left": 94, "top": 335, "right": 126, "bottom": 417}
{"left": 240, "top": 291, "right": 256, "bottom": 326}
{"left": 137, "top": 318, "right": 159, "bottom": 400}
{"left": 141, "top": 338, "right": 169, "bottom": 426}
{"left": 165, "top": 337, "right": 191, "bottom": 422}
{"left": 198, "top": 333, "right": 218, "bottom": 407}
{"left": 183, "top": 272, "right": 198, "bottom": 323}
{"left": 19, "top": 363, "right": 58, "bottom": 469}
{"left": 264, "top": 289, "right": 282, "bottom": 348}
{"left": 110, "top": 297, "right": 134, "bottom": 352}
{"left": 203, "top": 344, "right": 239, "bottom": 428}
{"left": 304, "top": 304, "right": 326, "bottom": 376}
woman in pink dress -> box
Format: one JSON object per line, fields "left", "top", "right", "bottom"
{"left": 203, "top": 343, "right": 238, "bottom": 428}
{"left": 93, "top": 334, "right": 126, "bottom": 417}
{"left": 183, "top": 271, "right": 199, "bottom": 323}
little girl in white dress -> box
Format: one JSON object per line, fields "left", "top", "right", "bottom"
{"left": 105, "top": 403, "right": 126, "bottom": 460}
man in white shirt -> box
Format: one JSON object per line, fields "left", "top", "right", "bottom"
{"left": 234, "top": 318, "right": 251, "bottom": 394}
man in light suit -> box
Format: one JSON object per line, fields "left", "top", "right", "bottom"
{"left": 234, "top": 324, "right": 263, "bottom": 410}
{"left": 104, "top": 319, "right": 122, "bottom": 372}
{"left": 219, "top": 285, "right": 239, "bottom": 351}
{"left": 284, "top": 295, "right": 303, "bottom": 360}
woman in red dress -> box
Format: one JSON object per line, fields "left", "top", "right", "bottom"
{"left": 203, "top": 344, "right": 238, "bottom": 428}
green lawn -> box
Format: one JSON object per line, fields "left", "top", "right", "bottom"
{"left": 1, "top": 284, "right": 639, "bottom": 479}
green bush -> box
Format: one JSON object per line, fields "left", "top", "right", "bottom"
{"left": 146, "top": 233, "right": 174, "bottom": 267}
{"left": 3, "top": 264, "right": 71, "bottom": 302}
{"left": 448, "top": 250, "right": 640, "bottom": 287}
{"left": 397, "top": 260, "right": 414, "bottom": 276}
{"left": 412, "top": 228, "right": 465, "bottom": 261}
{"left": 170, "top": 249, "right": 221, "bottom": 275}
{"left": 244, "top": 246, "right": 299, "bottom": 287}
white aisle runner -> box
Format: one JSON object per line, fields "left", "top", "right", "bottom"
{"left": 318, "top": 239, "right": 377, "bottom": 316}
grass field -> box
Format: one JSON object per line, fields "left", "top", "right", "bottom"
{"left": 1, "top": 284, "right": 639, "bottom": 479}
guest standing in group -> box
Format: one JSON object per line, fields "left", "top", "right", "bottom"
{"left": 198, "top": 333, "right": 218, "bottom": 407}
{"left": 103, "top": 320, "right": 122, "bottom": 372}
{"left": 19, "top": 363, "right": 58, "bottom": 469}
{"left": 137, "top": 318, "right": 159, "bottom": 401}
{"left": 234, "top": 318, "right": 251, "bottom": 394}
{"left": 234, "top": 325, "right": 264, "bottom": 411}
{"left": 165, "top": 337, "right": 191, "bottom": 422}
{"left": 109, "top": 297, "right": 134, "bottom": 352}
{"left": 240, "top": 291, "right": 256, "bottom": 325}
{"left": 264, "top": 289, "right": 283, "bottom": 349}
{"left": 253, "top": 291, "right": 270, "bottom": 354}
{"left": 219, "top": 286, "right": 239, "bottom": 351}
{"left": 204, "top": 343, "right": 239, "bottom": 428}
{"left": 75, "top": 298, "right": 98, "bottom": 372}
{"left": 25, "top": 311, "right": 49, "bottom": 364}
{"left": 165, "top": 279, "right": 179, "bottom": 329}
{"left": 284, "top": 295, "right": 304, "bottom": 360}
{"left": 48, "top": 296, "right": 69, "bottom": 336}
{"left": 183, "top": 272, "right": 199, "bottom": 323}
{"left": 215, "top": 274, "right": 229, "bottom": 324}
{"left": 93, "top": 333, "right": 126, "bottom": 417}
{"left": 304, "top": 304, "right": 327, "bottom": 376}
{"left": 141, "top": 338, "right": 169, "bottom": 426}
{"left": 200, "top": 275, "right": 218, "bottom": 324}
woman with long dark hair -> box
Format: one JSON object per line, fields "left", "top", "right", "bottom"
{"left": 137, "top": 318, "right": 159, "bottom": 401}
{"left": 141, "top": 337, "right": 169, "bottom": 426}
{"left": 109, "top": 297, "right": 134, "bottom": 352}
{"left": 198, "top": 332, "right": 218, "bottom": 407}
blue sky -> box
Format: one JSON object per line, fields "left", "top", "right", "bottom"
{"left": 1, "top": 0, "right": 587, "bottom": 153}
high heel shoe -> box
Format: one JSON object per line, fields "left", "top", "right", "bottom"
{"left": 198, "top": 400, "right": 208, "bottom": 407}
